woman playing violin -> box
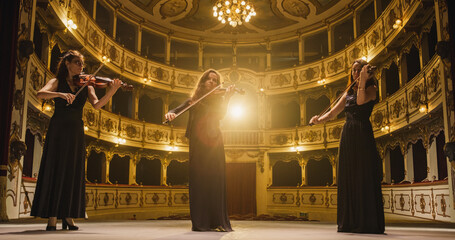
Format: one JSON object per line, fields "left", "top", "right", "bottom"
{"left": 309, "top": 59, "right": 385, "bottom": 234}
{"left": 165, "top": 69, "right": 234, "bottom": 232}
{"left": 31, "top": 50, "right": 121, "bottom": 231}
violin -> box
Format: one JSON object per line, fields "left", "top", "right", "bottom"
{"left": 73, "top": 74, "right": 134, "bottom": 91}
{"left": 308, "top": 65, "right": 376, "bottom": 126}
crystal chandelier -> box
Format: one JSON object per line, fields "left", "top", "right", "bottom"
{"left": 213, "top": 0, "right": 256, "bottom": 27}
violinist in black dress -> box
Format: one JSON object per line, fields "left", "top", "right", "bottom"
{"left": 165, "top": 69, "right": 234, "bottom": 232}
{"left": 309, "top": 59, "right": 385, "bottom": 234}
{"left": 31, "top": 50, "right": 122, "bottom": 231}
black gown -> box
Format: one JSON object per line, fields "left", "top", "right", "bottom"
{"left": 337, "top": 79, "right": 385, "bottom": 234}
{"left": 31, "top": 78, "right": 88, "bottom": 219}
{"left": 169, "top": 96, "right": 232, "bottom": 232}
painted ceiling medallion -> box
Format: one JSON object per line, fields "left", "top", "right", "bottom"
{"left": 282, "top": 0, "right": 310, "bottom": 19}
{"left": 160, "top": 0, "right": 188, "bottom": 19}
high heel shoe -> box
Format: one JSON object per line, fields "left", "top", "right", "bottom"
{"left": 46, "top": 225, "right": 56, "bottom": 231}
{"left": 62, "top": 218, "right": 79, "bottom": 231}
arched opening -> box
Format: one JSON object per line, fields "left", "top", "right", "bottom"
{"left": 389, "top": 146, "right": 405, "bottom": 183}
{"left": 272, "top": 161, "right": 301, "bottom": 186}
{"left": 406, "top": 46, "right": 421, "bottom": 83}
{"left": 385, "top": 62, "right": 399, "bottom": 96}
{"left": 412, "top": 139, "right": 428, "bottom": 182}
{"left": 306, "top": 158, "right": 333, "bottom": 186}
{"left": 138, "top": 95, "right": 163, "bottom": 124}
{"left": 271, "top": 101, "right": 300, "bottom": 128}
{"left": 49, "top": 44, "right": 61, "bottom": 74}
{"left": 23, "top": 129, "right": 36, "bottom": 178}
{"left": 112, "top": 90, "right": 133, "bottom": 118}
{"left": 87, "top": 151, "right": 105, "bottom": 183}
{"left": 109, "top": 154, "right": 130, "bottom": 184}
{"left": 167, "top": 160, "right": 189, "bottom": 186}
{"left": 136, "top": 158, "right": 161, "bottom": 186}
{"left": 436, "top": 131, "right": 448, "bottom": 180}
{"left": 305, "top": 95, "right": 330, "bottom": 124}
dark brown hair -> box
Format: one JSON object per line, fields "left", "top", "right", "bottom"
{"left": 56, "top": 50, "right": 84, "bottom": 82}
{"left": 191, "top": 69, "right": 221, "bottom": 101}
{"left": 347, "top": 58, "right": 369, "bottom": 88}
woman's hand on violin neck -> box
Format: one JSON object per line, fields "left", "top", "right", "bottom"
{"left": 109, "top": 79, "right": 122, "bottom": 90}
{"left": 224, "top": 85, "right": 235, "bottom": 99}
{"left": 165, "top": 112, "right": 176, "bottom": 121}
{"left": 60, "top": 92, "right": 76, "bottom": 104}
{"left": 359, "top": 65, "right": 372, "bottom": 84}
{"left": 309, "top": 115, "right": 321, "bottom": 125}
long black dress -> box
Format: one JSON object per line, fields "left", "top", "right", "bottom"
{"left": 169, "top": 96, "right": 232, "bottom": 232}
{"left": 31, "top": 78, "right": 87, "bottom": 219}
{"left": 337, "top": 79, "right": 385, "bottom": 234}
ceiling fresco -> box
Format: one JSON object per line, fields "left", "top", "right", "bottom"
{"left": 121, "top": 0, "right": 351, "bottom": 41}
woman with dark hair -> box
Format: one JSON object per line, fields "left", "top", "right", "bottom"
{"left": 165, "top": 69, "right": 234, "bottom": 232}
{"left": 309, "top": 59, "right": 385, "bottom": 234}
{"left": 31, "top": 50, "right": 121, "bottom": 231}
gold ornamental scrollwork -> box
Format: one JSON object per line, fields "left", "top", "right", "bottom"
{"left": 301, "top": 130, "right": 321, "bottom": 143}
{"left": 329, "top": 126, "right": 342, "bottom": 140}
{"left": 270, "top": 134, "right": 291, "bottom": 145}
{"left": 427, "top": 68, "right": 440, "bottom": 94}
{"left": 85, "top": 109, "right": 96, "bottom": 127}
{"left": 271, "top": 74, "right": 291, "bottom": 87}
{"left": 300, "top": 67, "right": 318, "bottom": 82}
{"left": 30, "top": 66, "right": 44, "bottom": 91}
{"left": 372, "top": 110, "right": 384, "bottom": 128}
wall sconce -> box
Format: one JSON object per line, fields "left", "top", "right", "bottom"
{"left": 381, "top": 124, "right": 390, "bottom": 133}
{"left": 393, "top": 19, "right": 402, "bottom": 29}
{"left": 102, "top": 55, "right": 111, "bottom": 63}
{"left": 166, "top": 144, "right": 178, "bottom": 152}
{"left": 419, "top": 103, "right": 428, "bottom": 113}
{"left": 83, "top": 125, "right": 89, "bottom": 132}
{"left": 114, "top": 137, "right": 126, "bottom": 147}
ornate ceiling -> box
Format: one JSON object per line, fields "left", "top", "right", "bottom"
{"left": 118, "top": 0, "right": 358, "bottom": 42}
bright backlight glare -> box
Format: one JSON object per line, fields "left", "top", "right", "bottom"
{"left": 230, "top": 105, "right": 244, "bottom": 119}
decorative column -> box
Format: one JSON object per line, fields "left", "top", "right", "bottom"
{"left": 299, "top": 92, "right": 306, "bottom": 126}
{"left": 330, "top": 154, "right": 337, "bottom": 186}
{"left": 161, "top": 157, "right": 169, "bottom": 186}
{"left": 373, "top": 0, "right": 382, "bottom": 20}
{"left": 163, "top": 94, "right": 169, "bottom": 123}
{"left": 232, "top": 41, "right": 237, "bottom": 68}
{"left": 129, "top": 154, "right": 138, "bottom": 185}
{"left": 327, "top": 24, "right": 334, "bottom": 55}
{"left": 353, "top": 9, "right": 359, "bottom": 39}
{"left": 137, "top": 24, "right": 142, "bottom": 55}
{"left": 383, "top": 148, "right": 391, "bottom": 184}
{"left": 426, "top": 137, "right": 439, "bottom": 181}
{"left": 298, "top": 33, "right": 304, "bottom": 65}
{"left": 105, "top": 152, "right": 113, "bottom": 184}
{"left": 256, "top": 151, "right": 269, "bottom": 215}
{"left": 198, "top": 40, "right": 203, "bottom": 71}
{"left": 133, "top": 88, "right": 140, "bottom": 120}
{"left": 378, "top": 69, "right": 386, "bottom": 101}
{"left": 92, "top": 0, "right": 97, "bottom": 20}
{"left": 420, "top": 33, "right": 430, "bottom": 67}
{"left": 265, "top": 39, "right": 271, "bottom": 71}
{"left": 300, "top": 157, "right": 307, "bottom": 186}
{"left": 165, "top": 32, "right": 172, "bottom": 65}
{"left": 403, "top": 145, "right": 414, "bottom": 182}
{"left": 112, "top": 8, "right": 118, "bottom": 40}
{"left": 398, "top": 55, "right": 407, "bottom": 87}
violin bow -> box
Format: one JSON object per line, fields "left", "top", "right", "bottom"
{"left": 163, "top": 84, "right": 222, "bottom": 124}
{"left": 66, "top": 62, "right": 105, "bottom": 106}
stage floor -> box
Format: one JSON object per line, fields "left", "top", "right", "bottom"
{"left": 1, "top": 214, "right": 455, "bottom": 240}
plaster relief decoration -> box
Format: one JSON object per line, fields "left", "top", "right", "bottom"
{"left": 119, "top": 192, "right": 138, "bottom": 205}
{"left": 145, "top": 192, "right": 167, "bottom": 204}
{"left": 73, "top": 7, "right": 86, "bottom": 35}
{"left": 329, "top": 125, "right": 342, "bottom": 140}
{"left": 300, "top": 129, "right": 321, "bottom": 143}
{"left": 150, "top": 67, "right": 170, "bottom": 82}
{"left": 427, "top": 67, "right": 440, "bottom": 95}
{"left": 178, "top": 74, "right": 196, "bottom": 88}
{"left": 435, "top": 194, "right": 449, "bottom": 217}
{"left": 30, "top": 66, "right": 44, "bottom": 91}
{"left": 390, "top": 98, "right": 405, "bottom": 120}
{"left": 101, "top": 117, "right": 118, "bottom": 134}
{"left": 349, "top": 45, "right": 362, "bottom": 63}
{"left": 368, "top": 29, "right": 381, "bottom": 49}
{"left": 414, "top": 193, "right": 431, "bottom": 214}
{"left": 281, "top": 0, "right": 310, "bottom": 19}
{"left": 270, "top": 133, "right": 292, "bottom": 145}
{"left": 225, "top": 149, "right": 245, "bottom": 161}
{"left": 88, "top": 26, "right": 102, "bottom": 50}
{"left": 160, "top": 0, "right": 188, "bottom": 19}
{"left": 409, "top": 84, "right": 424, "bottom": 110}
{"left": 327, "top": 57, "right": 344, "bottom": 75}
{"left": 175, "top": 132, "right": 188, "bottom": 144}
{"left": 299, "top": 66, "right": 319, "bottom": 82}
{"left": 105, "top": 43, "right": 120, "bottom": 64}
{"left": 84, "top": 109, "right": 97, "bottom": 127}
{"left": 395, "top": 193, "right": 411, "bottom": 211}
{"left": 301, "top": 193, "right": 324, "bottom": 205}
{"left": 270, "top": 74, "right": 291, "bottom": 87}
{"left": 385, "top": 5, "right": 400, "bottom": 34}
{"left": 272, "top": 193, "right": 295, "bottom": 204}
{"left": 372, "top": 109, "right": 386, "bottom": 129}
{"left": 123, "top": 124, "right": 141, "bottom": 139}
{"left": 174, "top": 193, "right": 189, "bottom": 204}
{"left": 147, "top": 129, "right": 169, "bottom": 142}
{"left": 126, "top": 57, "right": 143, "bottom": 74}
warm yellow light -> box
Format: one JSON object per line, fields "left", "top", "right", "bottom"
{"left": 45, "top": 106, "right": 52, "bottom": 111}
{"left": 395, "top": 19, "right": 402, "bottom": 25}
{"left": 230, "top": 105, "right": 244, "bottom": 119}
{"left": 419, "top": 105, "right": 427, "bottom": 113}
{"left": 260, "top": 88, "right": 264, "bottom": 92}
{"left": 84, "top": 126, "right": 89, "bottom": 131}
{"left": 361, "top": 56, "right": 367, "bottom": 61}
